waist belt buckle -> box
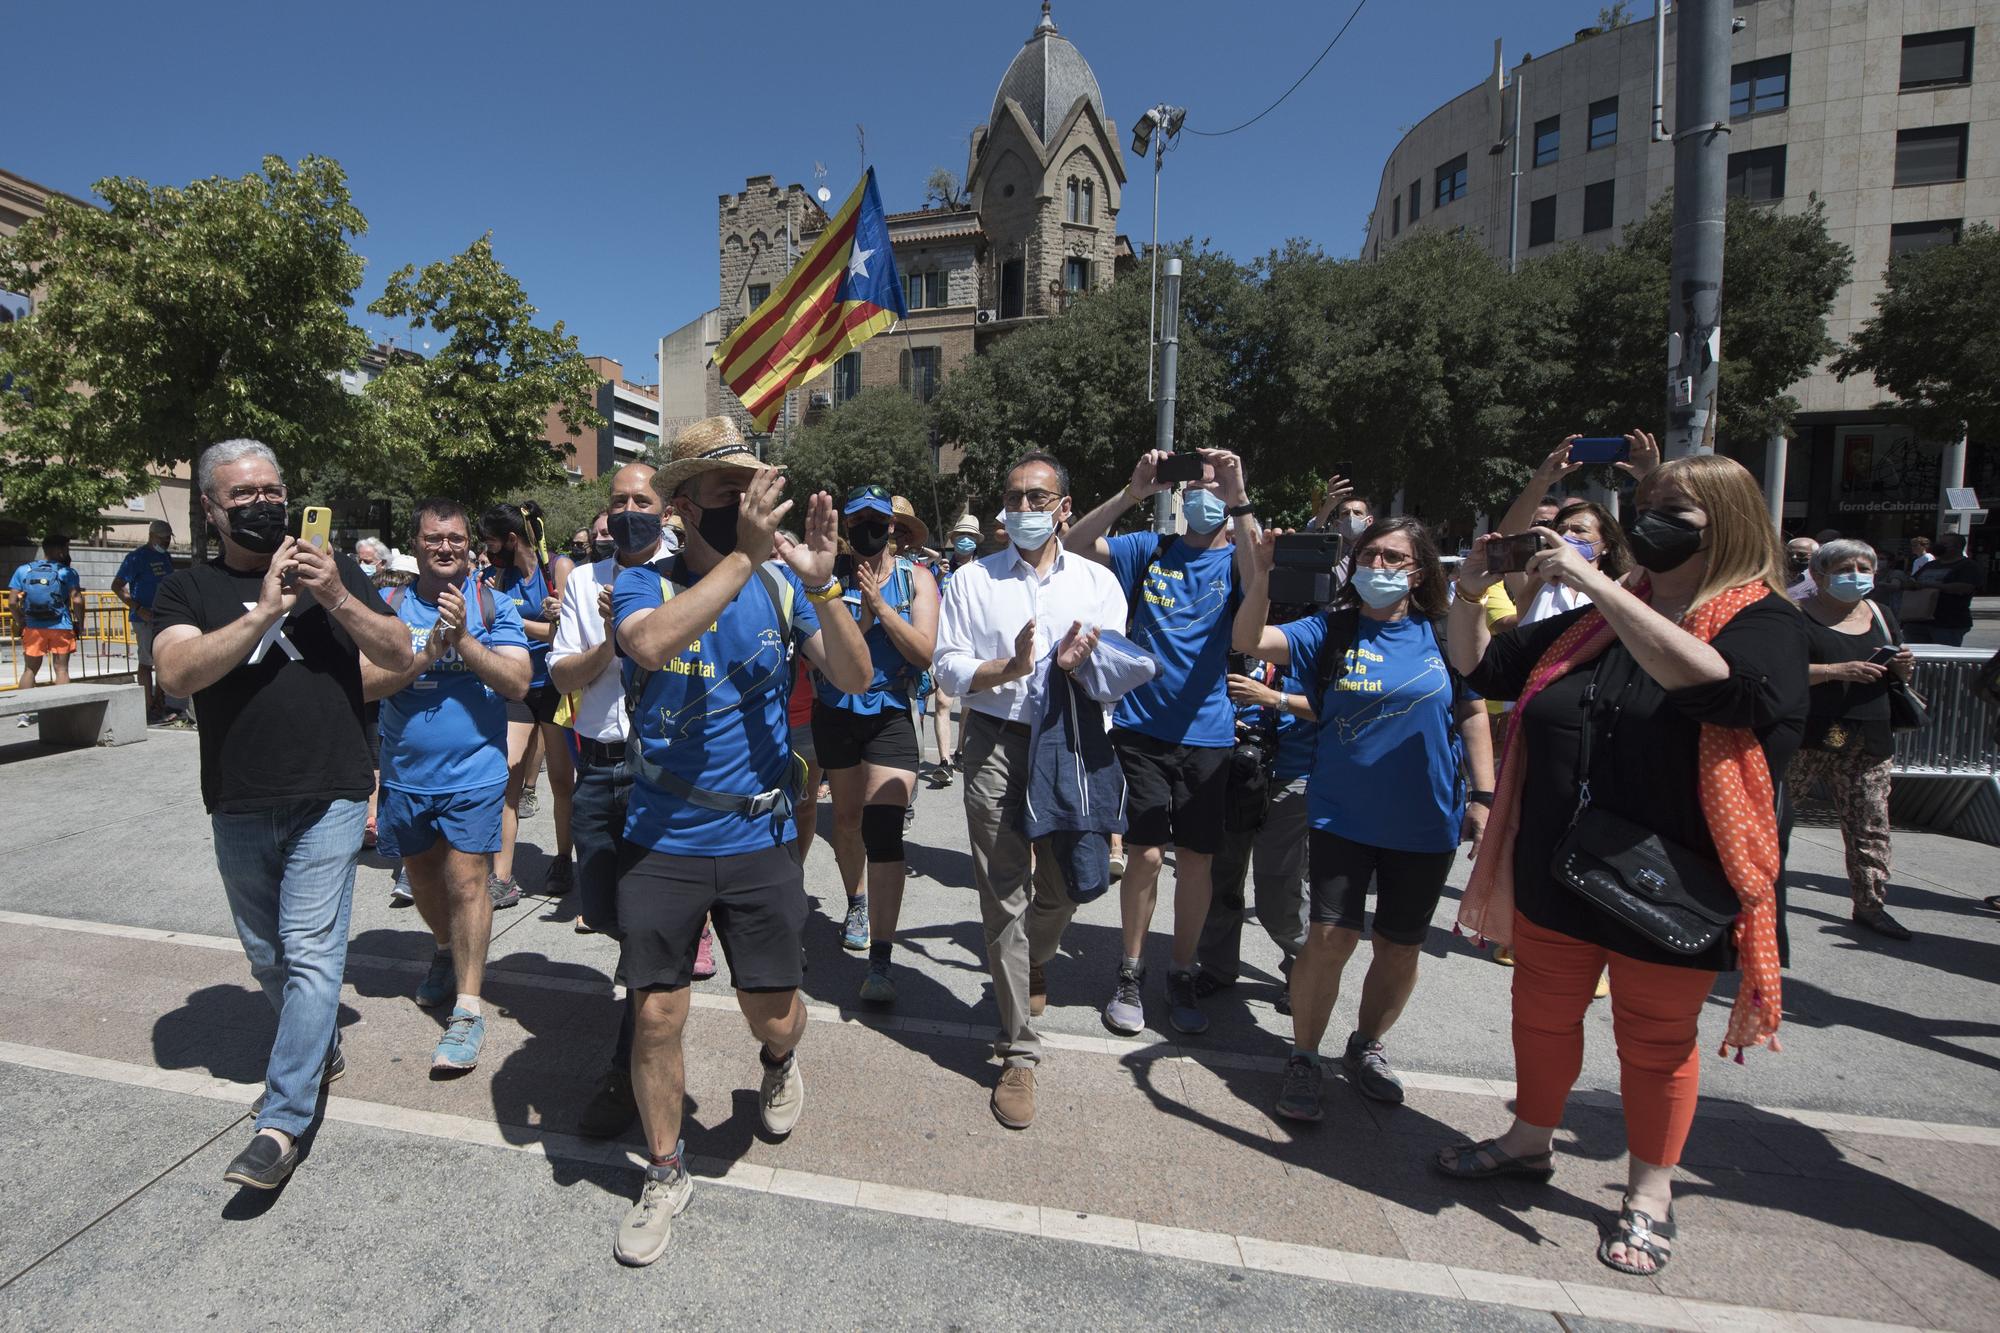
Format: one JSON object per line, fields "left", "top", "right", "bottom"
{"left": 745, "top": 788, "right": 783, "bottom": 818}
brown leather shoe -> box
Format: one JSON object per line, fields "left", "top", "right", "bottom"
{"left": 1028, "top": 962, "right": 1047, "bottom": 1017}
{"left": 992, "top": 1066, "right": 1036, "bottom": 1129}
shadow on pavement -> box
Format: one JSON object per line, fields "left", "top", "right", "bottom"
{"left": 152, "top": 985, "right": 360, "bottom": 1086}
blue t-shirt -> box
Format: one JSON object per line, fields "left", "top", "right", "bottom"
{"left": 485, "top": 562, "right": 552, "bottom": 687}
{"left": 10, "top": 561, "right": 82, "bottom": 629}
{"left": 379, "top": 580, "right": 530, "bottom": 795}
{"left": 1107, "top": 533, "right": 1241, "bottom": 747}
{"left": 1279, "top": 612, "right": 1467, "bottom": 853}
{"left": 116, "top": 546, "right": 176, "bottom": 621}
{"left": 614, "top": 558, "right": 822, "bottom": 857}
{"left": 814, "top": 557, "right": 924, "bottom": 716}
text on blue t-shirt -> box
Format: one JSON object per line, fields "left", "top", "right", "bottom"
{"left": 1107, "top": 532, "right": 1240, "bottom": 747}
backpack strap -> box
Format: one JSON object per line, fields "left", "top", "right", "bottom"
{"left": 1312, "top": 607, "right": 1363, "bottom": 708}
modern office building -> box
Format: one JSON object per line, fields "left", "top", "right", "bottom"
{"left": 541, "top": 356, "right": 664, "bottom": 481}
{"left": 1365, "top": 1, "right": 1995, "bottom": 559}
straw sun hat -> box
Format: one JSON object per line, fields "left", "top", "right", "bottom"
{"left": 651, "top": 416, "right": 768, "bottom": 496}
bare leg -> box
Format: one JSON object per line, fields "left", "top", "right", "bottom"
{"left": 736, "top": 987, "right": 807, "bottom": 1060}
{"left": 443, "top": 847, "right": 494, "bottom": 997}
{"left": 631, "top": 988, "right": 692, "bottom": 1158}
{"left": 792, "top": 757, "right": 822, "bottom": 865}
{"left": 538, "top": 721, "right": 575, "bottom": 857}
{"left": 862, "top": 764, "right": 916, "bottom": 946}
{"left": 1354, "top": 938, "right": 1423, "bottom": 1040}
{"left": 20, "top": 655, "right": 41, "bottom": 688}
{"left": 1168, "top": 849, "right": 1213, "bottom": 970}
{"left": 827, "top": 765, "right": 868, "bottom": 906}
{"left": 1289, "top": 924, "right": 1361, "bottom": 1052}
{"left": 1118, "top": 844, "right": 1167, "bottom": 959}
{"left": 495, "top": 719, "right": 534, "bottom": 882}
{"left": 52, "top": 650, "right": 72, "bottom": 685}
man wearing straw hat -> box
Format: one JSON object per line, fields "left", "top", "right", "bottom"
{"left": 607, "top": 415, "right": 872, "bottom": 1267}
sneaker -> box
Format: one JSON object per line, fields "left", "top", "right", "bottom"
{"left": 488, "top": 874, "right": 522, "bottom": 910}
{"left": 929, "top": 763, "right": 953, "bottom": 788}
{"left": 1343, "top": 1031, "right": 1405, "bottom": 1104}
{"left": 222, "top": 1131, "right": 298, "bottom": 1190}
{"left": 389, "top": 864, "right": 414, "bottom": 905}
{"left": 414, "top": 951, "right": 454, "bottom": 1008}
{"left": 578, "top": 1067, "right": 638, "bottom": 1139}
{"left": 252, "top": 1042, "right": 346, "bottom": 1117}
{"left": 432, "top": 1007, "right": 486, "bottom": 1072}
{"left": 16, "top": 715, "right": 32, "bottom": 728}
{"left": 858, "top": 960, "right": 897, "bottom": 1004}
{"left": 903, "top": 799, "right": 916, "bottom": 831}
{"left": 544, "top": 855, "right": 574, "bottom": 897}
{"left": 841, "top": 896, "right": 870, "bottom": 951}
{"left": 1103, "top": 964, "right": 1145, "bottom": 1036}
{"left": 519, "top": 787, "right": 539, "bottom": 820}
{"left": 758, "top": 1048, "right": 805, "bottom": 1137}
{"left": 613, "top": 1160, "right": 693, "bottom": 1267}
{"left": 1192, "top": 970, "right": 1235, "bottom": 998}
{"left": 1275, "top": 1053, "right": 1324, "bottom": 1122}
{"left": 1027, "top": 961, "right": 1047, "bottom": 1017}
{"left": 1167, "top": 969, "right": 1209, "bottom": 1035}
{"left": 692, "top": 926, "right": 717, "bottom": 981}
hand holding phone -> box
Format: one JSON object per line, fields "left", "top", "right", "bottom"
{"left": 1492, "top": 532, "right": 1549, "bottom": 574}
{"left": 1866, "top": 645, "right": 1899, "bottom": 667}
{"left": 1567, "top": 437, "right": 1632, "bottom": 466}
{"left": 1153, "top": 452, "right": 1205, "bottom": 485}
{"left": 300, "top": 505, "right": 332, "bottom": 551}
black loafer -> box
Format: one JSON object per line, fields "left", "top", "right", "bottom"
{"left": 1854, "top": 907, "right": 1913, "bottom": 941}
{"left": 223, "top": 1133, "right": 298, "bottom": 1190}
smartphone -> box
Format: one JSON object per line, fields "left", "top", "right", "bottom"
{"left": 1154, "top": 452, "right": 1205, "bottom": 484}
{"left": 1568, "top": 437, "right": 1632, "bottom": 465}
{"left": 300, "top": 505, "right": 332, "bottom": 551}
{"left": 1491, "top": 532, "right": 1548, "bottom": 574}
{"left": 1866, "top": 646, "right": 1899, "bottom": 667}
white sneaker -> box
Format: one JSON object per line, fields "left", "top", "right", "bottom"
{"left": 613, "top": 1163, "right": 693, "bottom": 1267}
{"left": 758, "top": 1049, "right": 805, "bottom": 1137}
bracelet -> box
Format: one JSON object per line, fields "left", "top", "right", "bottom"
{"left": 1226, "top": 503, "right": 1256, "bottom": 518}
{"left": 329, "top": 591, "right": 351, "bottom": 615}
{"left": 805, "top": 578, "right": 843, "bottom": 604}
{"left": 1467, "top": 790, "right": 1495, "bottom": 806}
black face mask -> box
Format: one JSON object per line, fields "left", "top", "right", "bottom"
{"left": 217, "top": 499, "right": 288, "bottom": 554}
{"left": 848, "top": 520, "right": 891, "bottom": 559}
{"left": 590, "top": 539, "right": 616, "bottom": 562}
{"left": 1625, "top": 508, "right": 1705, "bottom": 573}
{"left": 689, "top": 499, "right": 741, "bottom": 557}
{"left": 608, "top": 509, "right": 664, "bottom": 556}
{"left": 1787, "top": 553, "right": 1811, "bottom": 571}
{"left": 568, "top": 541, "right": 592, "bottom": 562}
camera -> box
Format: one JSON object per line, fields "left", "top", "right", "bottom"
{"left": 1268, "top": 532, "right": 1345, "bottom": 605}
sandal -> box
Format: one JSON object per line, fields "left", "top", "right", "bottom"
{"left": 1431, "top": 1137, "right": 1556, "bottom": 1182}
{"left": 1598, "top": 1199, "right": 1675, "bottom": 1276}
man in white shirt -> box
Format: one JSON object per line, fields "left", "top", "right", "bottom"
{"left": 549, "top": 461, "right": 672, "bottom": 1139}
{"left": 932, "top": 451, "right": 1128, "bottom": 1131}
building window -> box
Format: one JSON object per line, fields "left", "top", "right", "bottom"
{"left": 1582, "top": 179, "right": 1615, "bottom": 233}
{"left": 1588, "top": 97, "right": 1618, "bottom": 151}
{"left": 1391, "top": 195, "right": 1401, "bottom": 236}
{"left": 1533, "top": 115, "right": 1560, "bottom": 167}
{"left": 1901, "top": 29, "right": 1973, "bottom": 90}
{"left": 902, "top": 346, "right": 942, "bottom": 402}
{"left": 1894, "top": 125, "right": 1968, "bottom": 185}
{"left": 1726, "top": 146, "right": 1787, "bottom": 202}
{"left": 1064, "top": 256, "right": 1092, "bottom": 292}
{"left": 1065, "top": 177, "right": 1080, "bottom": 222}
{"left": 1408, "top": 181, "right": 1420, "bottom": 222}
{"left": 999, "top": 258, "right": 1025, "bottom": 319}
{"left": 1528, "top": 195, "right": 1557, "bottom": 247}
{"left": 1730, "top": 54, "right": 1791, "bottom": 118}
{"left": 1889, "top": 219, "right": 1962, "bottom": 260}
{"left": 1081, "top": 180, "right": 1094, "bottom": 224}
{"left": 833, "top": 351, "right": 862, "bottom": 402}
{"left": 1434, "top": 154, "right": 1468, "bottom": 208}
{"left": 747, "top": 283, "right": 770, "bottom": 311}
{"left": 904, "top": 271, "right": 949, "bottom": 310}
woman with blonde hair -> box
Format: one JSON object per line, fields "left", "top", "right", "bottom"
{"left": 1434, "top": 454, "right": 1808, "bottom": 1278}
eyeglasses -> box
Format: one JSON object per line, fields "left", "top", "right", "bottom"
{"left": 845, "top": 484, "right": 892, "bottom": 505}
{"left": 420, "top": 535, "right": 469, "bottom": 550}
{"left": 1002, "top": 489, "right": 1064, "bottom": 513}
{"left": 1357, "top": 549, "right": 1416, "bottom": 571}
{"left": 222, "top": 485, "right": 287, "bottom": 504}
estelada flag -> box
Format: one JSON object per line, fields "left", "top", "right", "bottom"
{"left": 713, "top": 168, "right": 908, "bottom": 432}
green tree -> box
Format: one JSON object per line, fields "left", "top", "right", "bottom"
{"left": 0, "top": 155, "right": 369, "bottom": 538}
{"left": 1832, "top": 222, "right": 2000, "bottom": 444}
{"left": 775, "top": 386, "right": 964, "bottom": 539}
{"left": 364, "top": 234, "right": 604, "bottom": 506}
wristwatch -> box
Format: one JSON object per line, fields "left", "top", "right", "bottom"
{"left": 1226, "top": 503, "right": 1256, "bottom": 518}
{"left": 1273, "top": 693, "right": 1292, "bottom": 718}
{"left": 1466, "top": 790, "right": 1495, "bottom": 807}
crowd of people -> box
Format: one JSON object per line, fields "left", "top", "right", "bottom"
{"left": 52, "top": 418, "right": 1994, "bottom": 1276}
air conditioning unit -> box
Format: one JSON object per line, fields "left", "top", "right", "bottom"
{"left": 975, "top": 309, "right": 999, "bottom": 325}
{"left": 809, "top": 391, "right": 833, "bottom": 409}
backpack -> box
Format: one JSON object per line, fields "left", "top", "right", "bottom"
{"left": 19, "top": 561, "right": 69, "bottom": 619}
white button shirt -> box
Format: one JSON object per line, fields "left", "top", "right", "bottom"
{"left": 549, "top": 558, "right": 627, "bottom": 743}
{"left": 932, "top": 542, "right": 1130, "bottom": 723}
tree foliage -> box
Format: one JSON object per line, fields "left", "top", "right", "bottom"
{"left": 775, "top": 386, "right": 964, "bottom": 541}
{"left": 1833, "top": 222, "right": 2000, "bottom": 445}
{"left": 364, "top": 233, "right": 604, "bottom": 506}
{"left": 0, "top": 155, "right": 369, "bottom": 537}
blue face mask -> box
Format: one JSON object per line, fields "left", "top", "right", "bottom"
{"left": 1561, "top": 534, "right": 1598, "bottom": 562}
{"left": 1182, "top": 488, "right": 1227, "bottom": 534}
{"left": 1827, "top": 571, "right": 1873, "bottom": 603}
{"left": 1351, "top": 567, "right": 1411, "bottom": 608}
{"left": 1004, "top": 509, "right": 1058, "bottom": 552}
{"left": 953, "top": 535, "right": 977, "bottom": 555}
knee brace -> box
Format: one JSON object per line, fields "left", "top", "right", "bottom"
{"left": 860, "top": 803, "right": 906, "bottom": 863}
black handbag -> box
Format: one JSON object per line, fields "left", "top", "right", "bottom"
{"left": 1550, "top": 658, "right": 1740, "bottom": 956}
{"left": 1865, "top": 601, "right": 1927, "bottom": 732}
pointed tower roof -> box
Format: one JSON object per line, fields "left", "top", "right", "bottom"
{"left": 990, "top": 3, "right": 1105, "bottom": 146}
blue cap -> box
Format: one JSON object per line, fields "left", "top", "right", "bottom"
{"left": 842, "top": 492, "right": 894, "bottom": 520}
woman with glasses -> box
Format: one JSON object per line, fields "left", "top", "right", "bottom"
{"left": 1233, "top": 517, "right": 1494, "bottom": 1124}
{"left": 812, "top": 483, "right": 940, "bottom": 1004}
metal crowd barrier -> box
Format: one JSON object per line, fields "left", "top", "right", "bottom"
{"left": 0, "top": 592, "right": 138, "bottom": 692}
{"left": 1888, "top": 646, "right": 2000, "bottom": 844}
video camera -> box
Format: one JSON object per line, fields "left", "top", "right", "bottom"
{"left": 1267, "top": 532, "right": 1344, "bottom": 606}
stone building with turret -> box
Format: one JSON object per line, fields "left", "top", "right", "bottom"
{"left": 704, "top": 3, "right": 1132, "bottom": 437}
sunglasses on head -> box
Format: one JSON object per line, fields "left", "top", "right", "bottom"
{"left": 845, "top": 484, "right": 892, "bottom": 505}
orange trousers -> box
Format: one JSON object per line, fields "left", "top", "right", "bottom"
{"left": 1510, "top": 911, "right": 1718, "bottom": 1167}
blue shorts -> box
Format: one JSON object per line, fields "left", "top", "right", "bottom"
{"left": 378, "top": 781, "right": 507, "bottom": 859}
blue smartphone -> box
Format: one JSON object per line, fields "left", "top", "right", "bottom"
{"left": 1569, "top": 437, "right": 1631, "bottom": 465}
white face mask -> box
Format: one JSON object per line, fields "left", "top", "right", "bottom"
{"left": 1338, "top": 514, "right": 1370, "bottom": 541}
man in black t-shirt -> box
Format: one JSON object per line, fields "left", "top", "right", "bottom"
{"left": 1909, "top": 532, "right": 1981, "bottom": 646}
{"left": 153, "top": 439, "right": 413, "bottom": 1191}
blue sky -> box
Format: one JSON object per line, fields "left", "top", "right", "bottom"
{"left": 11, "top": 0, "right": 1612, "bottom": 380}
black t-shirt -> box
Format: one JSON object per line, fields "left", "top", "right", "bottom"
{"left": 153, "top": 554, "right": 394, "bottom": 814}
{"left": 1801, "top": 606, "right": 1896, "bottom": 759}
{"left": 1468, "top": 592, "right": 1808, "bottom": 971}
{"left": 1918, "top": 557, "right": 1978, "bottom": 629}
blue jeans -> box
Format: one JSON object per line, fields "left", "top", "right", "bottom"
{"left": 571, "top": 746, "right": 636, "bottom": 1070}
{"left": 211, "top": 798, "right": 366, "bottom": 1135}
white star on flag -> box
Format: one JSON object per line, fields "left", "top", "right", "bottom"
{"left": 847, "top": 245, "right": 874, "bottom": 280}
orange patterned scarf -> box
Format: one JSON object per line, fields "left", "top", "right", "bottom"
{"left": 1456, "top": 580, "right": 1784, "bottom": 1056}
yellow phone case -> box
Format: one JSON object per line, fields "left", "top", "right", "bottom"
{"left": 301, "top": 505, "right": 332, "bottom": 550}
